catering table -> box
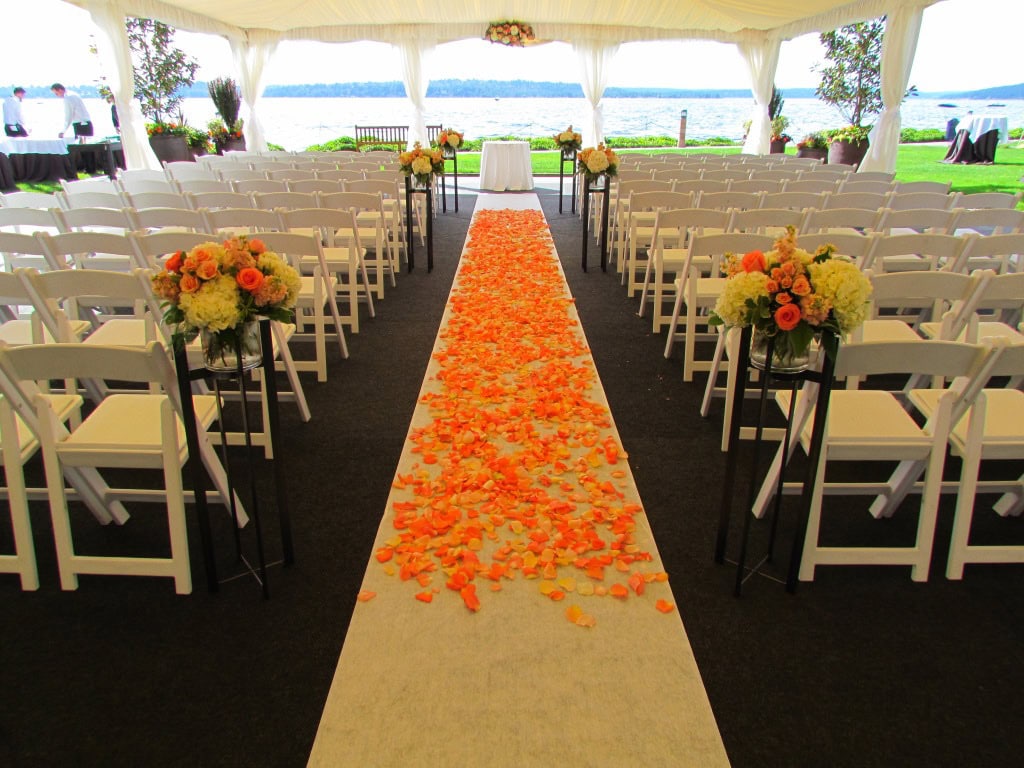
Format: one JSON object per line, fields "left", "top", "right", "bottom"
{"left": 942, "top": 114, "right": 1008, "bottom": 164}
{"left": 0, "top": 138, "right": 76, "bottom": 184}
{"left": 479, "top": 140, "right": 534, "bottom": 191}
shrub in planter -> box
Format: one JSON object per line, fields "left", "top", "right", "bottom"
{"left": 796, "top": 132, "right": 829, "bottom": 161}
{"left": 827, "top": 124, "right": 872, "bottom": 167}
{"left": 208, "top": 78, "right": 246, "bottom": 153}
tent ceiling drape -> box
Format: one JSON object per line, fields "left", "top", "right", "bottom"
{"left": 67, "top": 0, "right": 940, "bottom": 165}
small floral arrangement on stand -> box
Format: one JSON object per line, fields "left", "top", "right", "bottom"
{"left": 554, "top": 126, "right": 583, "bottom": 153}
{"left": 399, "top": 142, "right": 445, "bottom": 187}
{"left": 577, "top": 144, "right": 620, "bottom": 182}
{"left": 437, "top": 129, "right": 464, "bottom": 153}
{"left": 485, "top": 20, "right": 536, "bottom": 47}
{"left": 709, "top": 227, "right": 872, "bottom": 371}
{"left": 145, "top": 121, "right": 189, "bottom": 138}
{"left": 208, "top": 118, "right": 244, "bottom": 147}
{"left": 151, "top": 236, "right": 301, "bottom": 371}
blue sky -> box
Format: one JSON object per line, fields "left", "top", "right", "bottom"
{"left": 5, "top": 0, "right": 1022, "bottom": 93}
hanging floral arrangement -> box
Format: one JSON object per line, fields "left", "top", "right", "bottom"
{"left": 484, "top": 20, "right": 535, "bottom": 47}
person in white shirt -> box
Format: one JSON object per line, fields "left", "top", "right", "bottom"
{"left": 3, "top": 87, "right": 28, "bottom": 137}
{"left": 51, "top": 82, "right": 93, "bottom": 143}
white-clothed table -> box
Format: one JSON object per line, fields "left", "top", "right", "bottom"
{"left": 0, "top": 138, "right": 70, "bottom": 156}
{"left": 958, "top": 114, "right": 1008, "bottom": 143}
{"left": 479, "top": 140, "right": 533, "bottom": 191}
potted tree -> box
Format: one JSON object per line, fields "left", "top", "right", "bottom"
{"left": 127, "top": 17, "right": 199, "bottom": 164}
{"left": 814, "top": 18, "right": 913, "bottom": 167}
{"left": 208, "top": 77, "right": 246, "bottom": 154}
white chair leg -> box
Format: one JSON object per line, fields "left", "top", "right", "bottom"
{"left": 663, "top": 281, "right": 685, "bottom": 358}
{"left": 701, "top": 327, "right": 727, "bottom": 418}
{"left": 1, "top": 425, "right": 39, "bottom": 590}
{"left": 798, "top": 444, "right": 830, "bottom": 582}
{"left": 946, "top": 436, "right": 983, "bottom": 580}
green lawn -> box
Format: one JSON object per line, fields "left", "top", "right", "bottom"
{"left": 15, "top": 142, "right": 1024, "bottom": 208}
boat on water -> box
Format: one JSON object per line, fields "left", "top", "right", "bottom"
{"left": 938, "top": 103, "right": 957, "bottom": 108}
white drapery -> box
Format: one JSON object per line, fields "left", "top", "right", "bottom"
{"left": 737, "top": 34, "right": 782, "bottom": 156}
{"left": 859, "top": 5, "right": 925, "bottom": 173}
{"left": 396, "top": 38, "right": 436, "bottom": 148}
{"left": 573, "top": 39, "right": 620, "bottom": 147}
{"left": 229, "top": 30, "right": 280, "bottom": 153}
{"left": 84, "top": 0, "right": 161, "bottom": 169}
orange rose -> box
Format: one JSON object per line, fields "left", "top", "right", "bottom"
{"left": 195, "top": 259, "right": 219, "bottom": 280}
{"left": 741, "top": 250, "right": 766, "bottom": 273}
{"left": 236, "top": 267, "right": 265, "bottom": 293}
{"left": 781, "top": 261, "right": 796, "bottom": 276}
{"left": 179, "top": 273, "right": 200, "bottom": 293}
{"left": 780, "top": 276, "right": 793, "bottom": 289}
{"left": 765, "top": 279, "right": 779, "bottom": 293}
{"left": 774, "top": 303, "right": 802, "bottom": 331}
{"left": 248, "top": 239, "right": 266, "bottom": 255}
{"left": 791, "top": 276, "right": 811, "bottom": 296}
{"left": 164, "top": 251, "right": 183, "bottom": 273}
{"left": 776, "top": 292, "right": 793, "bottom": 304}
{"left": 771, "top": 268, "right": 784, "bottom": 281}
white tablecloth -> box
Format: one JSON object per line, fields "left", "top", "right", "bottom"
{"left": 0, "top": 138, "right": 70, "bottom": 155}
{"left": 958, "top": 114, "right": 1008, "bottom": 143}
{"left": 479, "top": 141, "right": 533, "bottom": 191}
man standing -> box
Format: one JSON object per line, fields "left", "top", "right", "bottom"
{"left": 51, "top": 83, "right": 93, "bottom": 143}
{"left": 3, "top": 87, "right": 28, "bottom": 137}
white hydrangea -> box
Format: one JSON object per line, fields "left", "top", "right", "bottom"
{"left": 808, "top": 259, "right": 872, "bottom": 332}
{"left": 713, "top": 271, "right": 770, "bottom": 327}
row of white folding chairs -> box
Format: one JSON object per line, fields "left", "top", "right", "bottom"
{"left": 0, "top": 209, "right": 385, "bottom": 333}
{"left": 740, "top": 336, "right": 1024, "bottom": 582}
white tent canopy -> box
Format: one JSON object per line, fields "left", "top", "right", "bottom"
{"left": 69, "top": 0, "right": 939, "bottom": 170}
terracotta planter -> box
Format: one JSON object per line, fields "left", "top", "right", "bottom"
{"left": 769, "top": 139, "right": 789, "bottom": 155}
{"left": 148, "top": 135, "right": 193, "bottom": 164}
{"left": 796, "top": 147, "right": 828, "bottom": 163}
{"left": 216, "top": 137, "right": 247, "bottom": 155}
{"left": 828, "top": 139, "right": 869, "bottom": 168}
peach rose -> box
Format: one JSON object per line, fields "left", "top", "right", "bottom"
{"left": 248, "top": 239, "right": 266, "bottom": 255}
{"left": 775, "top": 303, "right": 802, "bottom": 331}
{"left": 179, "top": 273, "right": 200, "bottom": 293}
{"left": 741, "top": 250, "right": 766, "bottom": 273}
{"left": 195, "top": 259, "right": 219, "bottom": 281}
{"left": 236, "top": 267, "right": 264, "bottom": 293}
{"left": 776, "top": 292, "right": 793, "bottom": 304}
{"left": 790, "top": 276, "right": 811, "bottom": 297}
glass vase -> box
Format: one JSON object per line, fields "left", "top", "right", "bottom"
{"left": 200, "top": 321, "right": 262, "bottom": 373}
{"left": 749, "top": 328, "right": 811, "bottom": 374}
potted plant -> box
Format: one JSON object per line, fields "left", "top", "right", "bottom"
{"left": 814, "top": 19, "right": 914, "bottom": 167}
{"left": 770, "top": 116, "right": 792, "bottom": 154}
{"left": 208, "top": 77, "right": 246, "bottom": 153}
{"left": 827, "top": 124, "right": 873, "bottom": 166}
{"left": 127, "top": 18, "right": 199, "bottom": 164}
{"left": 796, "top": 132, "right": 829, "bottom": 162}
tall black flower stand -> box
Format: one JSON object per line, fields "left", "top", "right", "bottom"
{"left": 440, "top": 147, "right": 458, "bottom": 213}
{"left": 558, "top": 148, "right": 578, "bottom": 214}
{"left": 173, "top": 319, "right": 294, "bottom": 597}
{"left": 580, "top": 172, "right": 610, "bottom": 272}
{"left": 404, "top": 175, "right": 434, "bottom": 273}
{"left": 714, "top": 327, "right": 838, "bottom": 595}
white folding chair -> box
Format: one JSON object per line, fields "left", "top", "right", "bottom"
{"left": 0, "top": 341, "right": 244, "bottom": 594}
{"left": 38, "top": 231, "right": 138, "bottom": 272}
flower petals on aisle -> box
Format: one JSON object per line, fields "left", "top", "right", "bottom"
{"left": 375, "top": 208, "right": 672, "bottom": 621}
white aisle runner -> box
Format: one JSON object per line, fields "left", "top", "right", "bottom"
{"left": 308, "top": 194, "right": 729, "bottom": 767}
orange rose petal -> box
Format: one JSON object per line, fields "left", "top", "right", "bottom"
{"left": 356, "top": 590, "right": 376, "bottom": 602}
{"left": 609, "top": 583, "right": 629, "bottom": 599}
{"left": 655, "top": 599, "right": 675, "bottom": 614}
{"left": 415, "top": 591, "right": 434, "bottom": 603}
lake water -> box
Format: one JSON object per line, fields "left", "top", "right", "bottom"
{"left": 21, "top": 96, "right": 1024, "bottom": 151}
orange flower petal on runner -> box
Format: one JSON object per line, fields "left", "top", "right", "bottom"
{"left": 356, "top": 590, "right": 376, "bottom": 602}
{"left": 609, "top": 583, "right": 629, "bottom": 599}
{"left": 460, "top": 583, "right": 481, "bottom": 612}
{"left": 415, "top": 591, "right": 434, "bottom": 603}
{"left": 655, "top": 599, "right": 676, "bottom": 614}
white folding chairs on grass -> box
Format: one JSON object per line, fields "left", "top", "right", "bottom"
{"left": 637, "top": 207, "right": 732, "bottom": 332}
{"left": 663, "top": 232, "right": 775, "bottom": 381}
{"left": 0, "top": 340, "right": 243, "bottom": 594}
{"left": 254, "top": 230, "right": 350, "bottom": 382}
{"left": 752, "top": 339, "right": 992, "bottom": 582}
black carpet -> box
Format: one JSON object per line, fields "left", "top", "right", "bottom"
{"left": 2, "top": 189, "right": 1022, "bottom": 767}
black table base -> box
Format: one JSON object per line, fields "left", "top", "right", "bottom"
{"left": 942, "top": 129, "right": 1000, "bottom": 164}
{"left": 405, "top": 176, "right": 434, "bottom": 273}
{"left": 558, "top": 149, "right": 578, "bottom": 214}
{"left": 440, "top": 149, "right": 458, "bottom": 213}
{"left": 580, "top": 176, "right": 610, "bottom": 272}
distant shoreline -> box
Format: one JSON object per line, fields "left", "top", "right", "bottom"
{"left": 5, "top": 80, "right": 1024, "bottom": 101}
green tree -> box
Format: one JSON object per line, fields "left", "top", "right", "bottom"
{"left": 126, "top": 18, "right": 198, "bottom": 124}
{"left": 815, "top": 19, "right": 886, "bottom": 127}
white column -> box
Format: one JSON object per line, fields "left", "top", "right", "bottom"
{"left": 859, "top": 5, "right": 926, "bottom": 173}
{"left": 396, "top": 38, "right": 436, "bottom": 148}
{"left": 737, "top": 34, "right": 782, "bottom": 156}
{"left": 230, "top": 30, "right": 280, "bottom": 153}
{"left": 83, "top": 0, "right": 160, "bottom": 169}
{"left": 574, "top": 39, "right": 620, "bottom": 147}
